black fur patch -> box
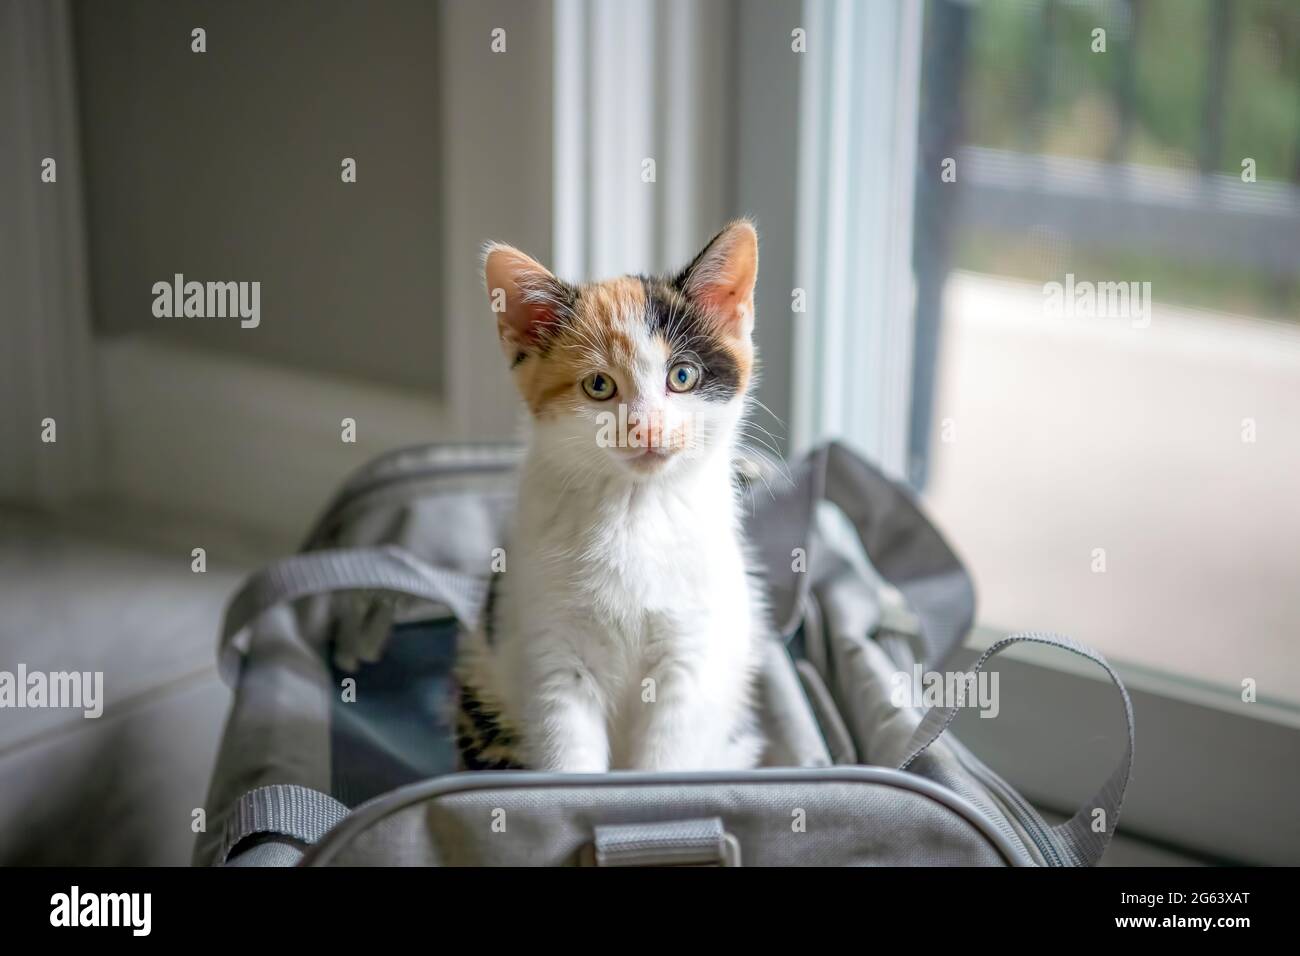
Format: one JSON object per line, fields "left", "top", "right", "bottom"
{"left": 456, "top": 680, "right": 526, "bottom": 771}
{"left": 638, "top": 276, "right": 741, "bottom": 401}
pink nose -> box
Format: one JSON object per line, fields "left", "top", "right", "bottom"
{"left": 625, "top": 409, "right": 664, "bottom": 449}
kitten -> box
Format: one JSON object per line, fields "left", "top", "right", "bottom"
{"left": 456, "top": 220, "right": 769, "bottom": 773}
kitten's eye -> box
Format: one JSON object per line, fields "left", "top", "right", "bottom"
{"left": 581, "top": 372, "right": 618, "bottom": 401}
{"left": 667, "top": 363, "right": 700, "bottom": 393}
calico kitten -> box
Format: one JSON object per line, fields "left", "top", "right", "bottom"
{"left": 457, "top": 220, "right": 769, "bottom": 773}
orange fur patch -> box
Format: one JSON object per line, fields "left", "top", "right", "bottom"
{"left": 516, "top": 277, "right": 647, "bottom": 418}
{"left": 508, "top": 260, "right": 755, "bottom": 416}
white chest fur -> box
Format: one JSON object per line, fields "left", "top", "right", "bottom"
{"left": 482, "top": 446, "right": 765, "bottom": 771}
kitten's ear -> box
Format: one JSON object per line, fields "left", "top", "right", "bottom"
{"left": 482, "top": 242, "right": 572, "bottom": 356}
{"left": 675, "top": 219, "right": 758, "bottom": 335}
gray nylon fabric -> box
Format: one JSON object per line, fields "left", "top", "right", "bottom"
{"left": 306, "top": 774, "right": 1019, "bottom": 867}
{"left": 897, "top": 632, "right": 1136, "bottom": 867}
{"left": 195, "top": 603, "right": 336, "bottom": 866}
{"left": 225, "top": 839, "right": 305, "bottom": 867}
{"left": 807, "top": 566, "right": 1037, "bottom": 865}
{"left": 758, "top": 640, "right": 834, "bottom": 768}
{"left": 198, "top": 440, "right": 1133, "bottom": 867}
{"left": 750, "top": 442, "right": 975, "bottom": 664}
{"left": 794, "top": 660, "right": 859, "bottom": 764}
{"left": 869, "top": 631, "right": 1052, "bottom": 865}
{"left": 219, "top": 545, "right": 487, "bottom": 680}
{"left": 301, "top": 442, "right": 523, "bottom": 551}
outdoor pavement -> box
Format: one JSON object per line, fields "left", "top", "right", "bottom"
{"left": 924, "top": 272, "right": 1300, "bottom": 707}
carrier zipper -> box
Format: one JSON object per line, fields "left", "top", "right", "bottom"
{"left": 876, "top": 630, "right": 1068, "bottom": 866}
{"left": 958, "top": 750, "right": 1068, "bottom": 866}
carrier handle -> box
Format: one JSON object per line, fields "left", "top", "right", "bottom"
{"left": 582, "top": 817, "right": 742, "bottom": 867}
{"left": 218, "top": 545, "right": 487, "bottom": 681}
{"left": 896, "top": 631, "right": 1135, "bottom": 867}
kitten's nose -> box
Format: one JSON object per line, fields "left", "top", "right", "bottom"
{"left": 624, "top": 407, "right": 666, "bottom": 449}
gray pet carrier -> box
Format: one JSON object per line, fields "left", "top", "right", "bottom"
{"left": 196, "top": 441, "right": 1133, "bottom": 867}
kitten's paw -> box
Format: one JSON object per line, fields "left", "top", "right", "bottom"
{"left": 535, "top": 745, "right": 610, "bottom": 774}
{"left": 625, "top": 740, "right": 709, "bottom": 772}
{"left": 547, "top": 758, "right": 610, "bottom": 774}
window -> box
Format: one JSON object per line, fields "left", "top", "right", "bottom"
{"left": 784, "top": 0, "right": 1300, "bottom": 863}
{"left": 910, "top": 0, "right": 1300, "bottom": 710}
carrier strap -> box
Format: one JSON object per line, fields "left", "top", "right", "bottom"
{"left": 218, "top": 545, "right": 487, "bottom": 680}
{"left": 896, "top": 631, "right": 1135, "bottom": 867}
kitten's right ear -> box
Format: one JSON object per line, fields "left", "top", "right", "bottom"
{"left": 482, "top": 243, "right": 572, "bottom": 359}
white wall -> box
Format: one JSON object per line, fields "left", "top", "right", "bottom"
{"left": 439, "top": 0, "right": 555, "bottom": 441}
{"left": 78, "top": 1, "right": 556, "bottom": 535}
{"left": 0, "top": 0, "right": 100, "bottom": 504}
{"left": 74, "top": 0, "right": 447, "bottom": 393}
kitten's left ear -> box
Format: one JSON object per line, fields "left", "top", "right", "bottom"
{"left": 675, "top": 219, "right": 759, "bottom": 336}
